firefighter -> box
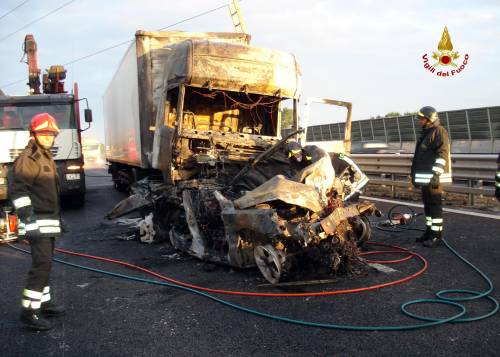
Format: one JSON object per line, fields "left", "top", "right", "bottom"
{"left": 496, "top": 153, "right": 500, "bottom": 201}
{"left": 8, "top": 113, "right": 65, "bottom": 331}
{"left": 411, "top": 106, "right": 452, "bottom": 247}
{"left": 286, "top": 141, "right": 329, "bottom": 168}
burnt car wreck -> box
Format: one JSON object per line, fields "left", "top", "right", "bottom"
{"left": 105, "top": 33, "right": 379, "bottom": 284}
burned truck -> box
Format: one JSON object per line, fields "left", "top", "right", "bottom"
{"left": 105, "top": 31, "right": 377, "bottom": 284}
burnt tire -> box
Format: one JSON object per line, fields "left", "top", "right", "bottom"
{"left": 254, "top": 244, "right": 284, "bottom": 284}
{"left": 350, "top": 214, "right": 371, "bottom": 247}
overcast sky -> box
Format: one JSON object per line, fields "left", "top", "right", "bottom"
{"left": 1, "top": 0, "right": 499, "bottom": 142}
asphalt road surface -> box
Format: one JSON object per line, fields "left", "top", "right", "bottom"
{"left": 1, "top": 169, "right": 499, "bottom": 356}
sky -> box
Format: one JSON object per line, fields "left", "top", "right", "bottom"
{"left": 1, "top": 0, "right": 499, "bottom": 143}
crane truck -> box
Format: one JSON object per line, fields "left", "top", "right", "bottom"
{"left": 0, "top": 35, "right": 92, "bottom": 242}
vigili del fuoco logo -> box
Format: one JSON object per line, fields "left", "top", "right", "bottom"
{"left": 422, "top": 26, "right": 469, "bottom": 77}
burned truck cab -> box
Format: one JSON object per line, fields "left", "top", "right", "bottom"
{"left": 151, "top": 39, "right": 300, "bottom": 186}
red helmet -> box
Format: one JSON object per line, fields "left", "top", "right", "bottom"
{"left": 30, "top": 113, "right": 60, "bottom": 135}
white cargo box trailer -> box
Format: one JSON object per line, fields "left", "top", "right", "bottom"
{"left": 103, "top": 31, "right": 251, "bottom": 170}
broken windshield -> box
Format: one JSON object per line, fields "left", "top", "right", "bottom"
{"left": 181, "top": 87, "right": 285, "bottom": 137}
{"left": 0, "top": 102, "right": 76, "bottom": 130}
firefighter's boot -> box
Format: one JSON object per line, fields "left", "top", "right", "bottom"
{"left": 20, "top": 308, "right": 52, "bottom": 331}
{"left": 416, "top": 227, "right": 432, "bottom": 243}
{"left": 424, "top": 231, "right": 443, "bottom": 248}
{"left": 41, "top": 302, "right": 65, "bottom": 317}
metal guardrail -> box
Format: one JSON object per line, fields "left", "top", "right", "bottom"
{"left": 304, "top": 105, "right": 500, "bottom": 154}
{"left": 350, "top": 154, "right": 497, "bottom": 204}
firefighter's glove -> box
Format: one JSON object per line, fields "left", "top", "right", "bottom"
{"left": 430, "top": 174, "right": 440, "bottom": 189}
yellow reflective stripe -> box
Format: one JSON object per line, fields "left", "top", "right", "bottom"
{"left": 13, "top": 196, "right": 31, "bottom": 209}
{"left": 415, "top": 178, "right": 431, "bottom": 183}
{"left": 43, "top": 286, "right": 50, "bottom": 294}
{"left": 23, "top": 289, "right": 43, "bottom": 300}
{"left": 432, "top": 218, "right": 443, "bottom": 223}
{"left": 25, "top": 223, "right": 39, "bottom": 231}
{"left": 432, "top": 166, "right": 444, "bottom": 174}
{"left": 435, "top": 158, "right": 446, "bottom": 166}
{"left": 431, "top": 226, "right": 443, "bottom": 231}
{"left": 21, "top": 299, "right": 31, "bottom": 308}
{"left": 290, "top": 149, "right": 301, "bottom": 154}
{"left": 496, "top": 172, "right": 500, "bottom": 178}
{"left": 41, "top": 293, "right": 51, "bottom": 303}
{"left": 415, "top": 173, "right": 433, "bottom": 178}
{"left": 21, "top": 299, "right": 41, "bottom": 309}
{"left": 37, "top": 219, "right": 60, "bottom": 227}
{"left": 40, "top": 227, "right": 61, "bottom": 234}
{"left": 495, "top": 182, "right": 500, "bottom": 187}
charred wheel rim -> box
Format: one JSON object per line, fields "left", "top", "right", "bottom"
{"left": 350, "top": 215, "right": 371, "bottom": 247}
{"left": 254, "top": 244, "right": 282, "bottom": 284}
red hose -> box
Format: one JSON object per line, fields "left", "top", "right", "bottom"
{"left": 54, "top": 241, "right": 428, "bottom": 298}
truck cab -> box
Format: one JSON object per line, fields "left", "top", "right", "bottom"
{"left": 150, "top": 39, "right": 300, "bottom": 189}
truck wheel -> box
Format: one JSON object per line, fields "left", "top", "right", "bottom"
{"left": 254, "top": 244, "right": 284, "bottom": 284}
{"left": 350, "top": 214, "right": 371, "bottom": 247}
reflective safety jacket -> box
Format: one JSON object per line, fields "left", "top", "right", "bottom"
{"left": 411, "top": 124, "right": 452, "bottom": 186}
{"left": 8, "top": 139, "right": 61, "bottom": 237}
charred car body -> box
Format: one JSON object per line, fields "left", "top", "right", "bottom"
{"left": 105, "top": 31, "right": 377, "bottom": 284}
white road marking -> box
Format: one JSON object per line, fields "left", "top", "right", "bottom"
{"left": 361, "top": 196, "right": 500, "bottom": 220}
{"left": 368, "top": 263, "right": 398, "bottom": 274}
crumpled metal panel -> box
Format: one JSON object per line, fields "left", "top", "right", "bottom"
{"left": 295, "top": 156, "right": 335, "bottom": 204}
{"left": 162, "top": 40, "right": 300, "bottom": 99}
{"left": 213, "top": 190, "right": 257, "bottom": 268}
{"left": 105, "top": 193, "right": 151, "bottom": 220}
{"left": 320, "top": 205, "right": 361, "bottom": 235}
{"left": 233, "top": 175, "right": 323, "bottom": 213}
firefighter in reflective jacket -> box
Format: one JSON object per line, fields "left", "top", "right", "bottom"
{"left": 411, "top": 106, "right": 452, "bottom": 247}
{"left": 8, "top": 113, "right": 65, "bottom": 331}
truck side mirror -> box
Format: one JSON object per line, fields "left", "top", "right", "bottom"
{"left": 84, "top": 109, "right": 93, "bottom": 123}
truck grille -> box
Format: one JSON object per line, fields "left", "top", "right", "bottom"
{"left": 9, "top": 146, "right": 60, "bottom": 160}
